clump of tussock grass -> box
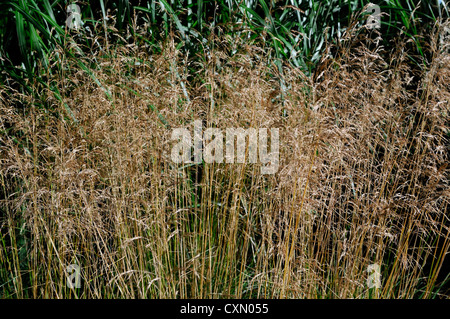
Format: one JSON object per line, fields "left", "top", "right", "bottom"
{"left": 0, "top": 21, "right": 449, "bottom": 299}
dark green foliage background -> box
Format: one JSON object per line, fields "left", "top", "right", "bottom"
{"left": 0, "top": 0, "right": 446, "bottom": 87}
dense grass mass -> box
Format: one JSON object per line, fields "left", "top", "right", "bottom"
{"left": 0, "top": 1, "right": 449, "bottom": 299}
